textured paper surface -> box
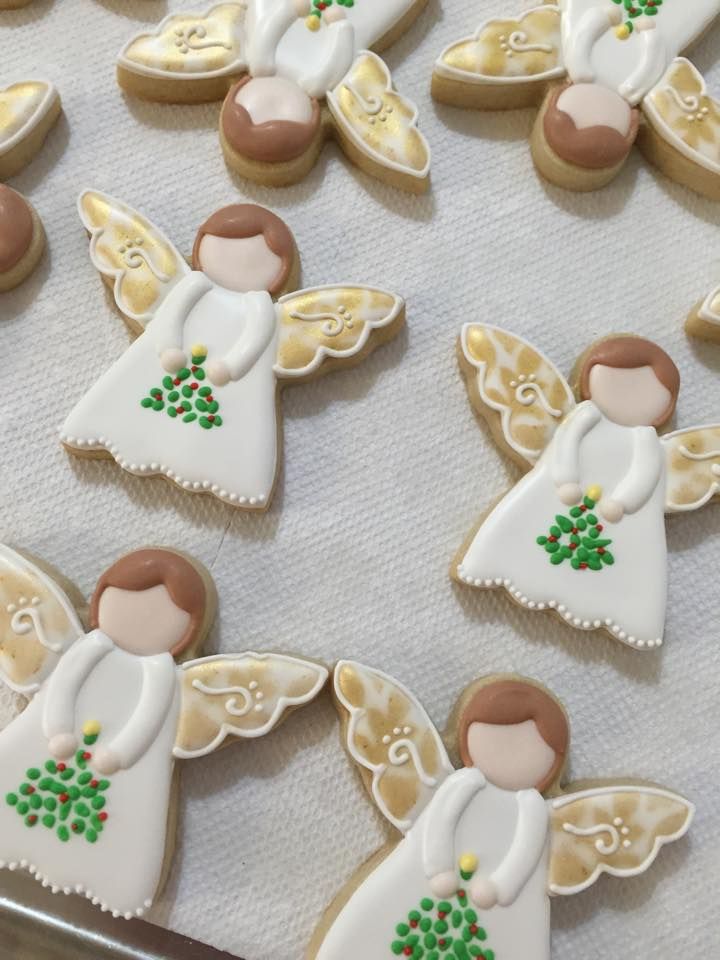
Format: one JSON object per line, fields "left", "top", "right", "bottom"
{"left": 1, "top": 1, "right": 718, "bottom": 957}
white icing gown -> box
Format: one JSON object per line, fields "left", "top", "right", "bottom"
{"left": 61, "top": 273, "right": 280, "bottom": 506}
{"left": 0, "top": 631, "right": 180, "bottom": 918}
{"left": 317, "top": 768, "right": 550, "bottom": 960}
{"left": 458, "top": 401, "right": 667, "bottom": 647}
{"left": 247, "top": 0, "right": 417, "bottom": 97}
{"left": 561, "top": 0, "right": 720, "bottom": 103}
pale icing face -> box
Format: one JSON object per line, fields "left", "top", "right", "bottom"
{"left": 589, "top": 364, "right": 672, "bottom": 427}
{"left": 198, "top": 234, "right": 283, "bottom": 293}
{"left": 97, "top": 584, "right": 190, "bottom": 656}
{"left": 466, "top": 719, "right": 557, "bottom": 791}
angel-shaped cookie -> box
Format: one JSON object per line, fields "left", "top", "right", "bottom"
{"left": 116, "top": 1, "right": 430, "bottom": 192}
{"left": 453, "top": 327, "right": 720, "bottom": 650}
{"left": 432, "top": 2, "right": 720, "bottom": 197}
{"left": 61, "top": 192, "right": 404, "bottom": 509}
{"left": 0, "top": 544, "right": 327, "bottom": 919}
{"left": 0, "top": 80, "right": 61, "bottom": 291}
{"left": 310, "top": 661, "right": 693, "bottom": 960}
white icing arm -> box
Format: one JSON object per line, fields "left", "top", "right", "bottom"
{"left": 490, "top": 789, "right": 549, "bottom": 906}
{"left": 42, "top": 632, "right": 114, "bottom": 739}
{"left": 551, "top": 402, "right": 602, "bottom": 487}
{"left": 150, "top": 272, "right": 212, "bottom": 353}
{"left": 287, "top": 20, "right": 356, "bottom": 99}
{"left": 565, "top": 7, "right": 620, "bottom": 84}
{"left": 222, "top": 293, "right": 277, "bottom": 381}
{"left": 610, "top": 428, "right": 663, "bottom": 514}
{"left": 246, "top": 0, "right": 301, "bottom": 77}
{"left": 619, "top": 24, "right": 667, "bottom": 104}
{"left": 422, "top": 768, "right": 486, "bottom": 878}
{"left": 104, "top": 655, "right": 177, "bottom": 770}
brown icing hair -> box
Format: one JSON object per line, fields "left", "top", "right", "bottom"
{"left": 543, "top": 83, "right": 639, "bottom": 170}
{"left": 578, "top": 335, "right": 680, "bottom": 425}
{"left": 221, "top": 77, "right": 321, "bottom": 166}
{"left": 192, "top": 202, "right": 296, "bottom": 296}
{"left": 0, "top": 185, "right": 33, "bottom": 274}
{"left": 457, "top": 679, "right": 569, "bottom": 793}
{"left": 89, "top": 549, "right": 207, "bottom": 658}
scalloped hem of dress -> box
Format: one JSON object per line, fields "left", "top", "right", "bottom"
{"left": 456, "top": 564, "right": 663, "bottom": 650}
{"left": 0, "top": 858, "right": 151, "bottom": 919}
{"left": 60, "top": 433, "right": 269, "bottom": 509}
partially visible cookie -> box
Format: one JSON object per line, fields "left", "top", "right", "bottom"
{"left": 687, "top": 281, "right": 720, "bottom": 342}
{"left": 0, "top": 186, "right": 45, "bottom": 292}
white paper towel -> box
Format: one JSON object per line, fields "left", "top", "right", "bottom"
{"left": 1, "top": 1, "right": 718, "bottom": 957}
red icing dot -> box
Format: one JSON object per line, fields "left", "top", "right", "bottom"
{"left": 596, "top": 524, "right": 604, "bottom": 532}
{"left": 597, "top": 548, "right": 606, "bottom": 555}
{"left": 439, "top": 940, "right": 446, "bottom": 948}
{"left": 571, "top": 527, "right": 578, "bottom": 534}
{"left": 98, "top": 812, "right": 108, "bottom": 822}
{"left": 207, "top": 395, "right": 214, "bottom": 403}
{"left": 71, "top": 823, "right": 79, "bottom": 832}
{"left": 403, "top": 949, "right": 412, "bottom": 956}
{"left": 548, "top": 536, "right": 557, "bottom": 543}
{"left": 173, "top": 378, "right": 181, "bottom": 386}
{"left": 470, "top": 924, "right": 478, "bottom": 934}
{"left": 57, "top": 763, "right": 66, "bottom": 772}
{"left": 208, "top": 415, "right": 215, "bottom": 423}
{"left": 191, "top": 365, "right": 198, "bottom": 372}
{"left": 28, "top": 815, "right": 37, "bottom": 824}
{"left": 82, "top": 752, "right": 91, "bottom": 761}
{"left": 27, "top": 786, "right": 35, "bottom": 794}
{"left": 90, "top": 780, "right": 98, "bottom": 788}
{"left": 176, "top": 406, "right": 184, "bottom": 414}
{"left": 409, "top": 919, "right": 418, "bottom": 928}
{"left": 457, "top": 890, "right": 465, "bottom": 898}
{"left": 438, "top": 911, "right": 446, "bottom": 920}
{"left": 59, "top": 793, "right": 69, "bottom": 803}
{"left": 580, "top": 505, "right": 587, "bottom": 512}
{"left": 580, "top": 562, "right": 588, "bottom": 569}
{"left": 569, "top": 542, "right": 577, "bottom": 550}
{"left": 191, "top": 382, "right": 198, "bottom": 390}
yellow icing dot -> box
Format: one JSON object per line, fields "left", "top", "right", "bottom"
{"left": 191, "top": 343, "right": 208, "bottom": 357}
{"left": 586, "top": 485, "right": 602, "bottom": 502}
{"left": 459, "top": 853, "right": 478, "bottom": 873}
{"left": 615, "top": 24, "right": 631, "bottom": 40}
{"left": 305, "top": 14, "right": 320, "bottom": 30}
{"left": 82, "top": 720, "right": 101, "bottom": 736}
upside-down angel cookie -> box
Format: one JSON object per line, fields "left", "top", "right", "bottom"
{"left": 432, "top": 1, "right": 720, "bottom": 197}
{"left": 453, "top": 326, "right": 720, "bottom": 650}
{"left": 61, "top": 192, "right": 404, "bottom": 509}
{"left": 0, "top": 544, "right": 327, "bottom": 919}
{"left": 309, "top": 662, "right": 693, "bottom": 959}
{"left": 116, "top": 1, "right": 430, "bottom": 192}
{"left": 0, "top": 80, "right": 61, "bottom": 290}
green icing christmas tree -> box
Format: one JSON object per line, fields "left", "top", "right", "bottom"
{"left": 390, "top": 857, "right": 495, "bottom": 960}
{"left": 5, "top": 721, "right": 110, "bottom": 844}
{"left": 141, "top": 344, "right": 223, "bottom": 430}
{"left": 536, "top": 489, "right": 615, "bottom": 572}
{"left": 612, "top": 0, "right": 665, "bottom": 38}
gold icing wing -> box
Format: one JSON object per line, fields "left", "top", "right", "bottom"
{"left": 642, "top": 59, "right": 720, "bottom": 181}
{"left": 434, "top": 5, "right": 564, "bottom": 91}
{"left": 173, "top": 652, "right": 328, "bottom": 759}
{"left": 274, "top": 284, "right": 404, "bottom": 380}
{"left": 118, "top": 3, "right": 245, "bottom": 81}
{"left": 0, "top": 545, "right": 84, "bottom": 696}
{"left": 696, "top": 282, "right": 720, "bottom": 329}
{"left": 334, "top": 661, "right": 454, "bottom": 834}
{"left": 548, "top": 785, "right": 694, "bottom": 896}
{"left": 78, "top": 190, "right": 190, "bottom": 329}
{"left": 460, "top": 323, "right": 575, "bottom": 467}
{"left": 0, "top": 80, "right": 59, "bottom": 157}
{"left": 661, "top": 425, "right": 720, "bottom": 513}
{"left": 327, "top": 52, "right": 430, "bottom": 191}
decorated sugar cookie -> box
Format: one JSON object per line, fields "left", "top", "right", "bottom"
{"left": 0, "top": 1, "right": 33, "bottom": 8}
{"left": 453, "top": 326, "right": 720, "bottom": 649}
{"left": 61, "top": 192, "right": 404, "bottom": 509}
{"left": 310, "top": 662, "right": 693, "bottom": 960}
{"left": 116, "top": 1, "right": 430, "bottom": 192}
{"left": 0, "top": 543, "right": 327, "bottom": 919}
{"left": 432, "top": 2, "right": 720, "bottom": 197}
{"left": 687, "top": 277, "right": 720, "bottom": 342}
{"left": 0, "top": 81, "right": 61, "bottom": 291}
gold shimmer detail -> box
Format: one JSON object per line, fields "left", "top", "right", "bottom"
{"left": 79, "top": 191, "right": 189, "bottom": 326}
{"left": 174, "top": 653, "right": 327, "bottom": 757}
{"left": 462, "top": 324, "right": 575, "bottom": 465}
{"left": 275, "top": 285, "right": 402, "bottom": 377}
{"left": 328, "top": 52, "right": 430, "bottom": 178}
{"left": 663, "top": 426, "right": 720, "bottom": 510}
{"left": 440, "top": 7, "right": 562, "bottom": 81}
{"left": 549, "top": 788, "right": 693, "bottom": 894}
{"left": 0, "top": 81, "right": 54, "bottom": 154}
{"left": 121, "top": 3, "right": 244, "bottom": 78}
{"left": 644, "top": 59, "right": 720, "bottom": 174}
